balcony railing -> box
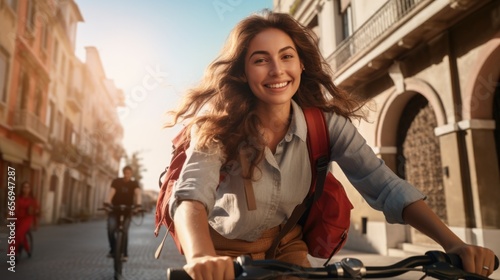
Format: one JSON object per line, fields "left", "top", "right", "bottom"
{"left": 11, "top": 109, "right": 49, "bottom": 143}
{"left": 329, "top": 0, "right": 425, "bottom": 72}
{"left": 66, "top": 88, "right": 83, "bottom": 111}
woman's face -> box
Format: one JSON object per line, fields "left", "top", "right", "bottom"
{"left": 244, "top": 28, "right": 303, "bottom": 108}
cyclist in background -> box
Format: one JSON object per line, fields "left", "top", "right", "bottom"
{"left": 14, "top": 181, "right": 40, "bottom": 260}
{"left": 104, "top": 165, "right": 142, "bottom": 261}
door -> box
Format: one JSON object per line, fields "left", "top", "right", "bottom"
{"left": 396, "top": 94, "right": 446, "bottom": 245}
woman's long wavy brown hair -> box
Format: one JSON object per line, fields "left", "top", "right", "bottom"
{"left": 166, "top": 11, "right": 365, "bottom": 175}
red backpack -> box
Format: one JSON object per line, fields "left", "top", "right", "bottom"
{"left": 154, "top": 107, "right": 353, "bottom": 265}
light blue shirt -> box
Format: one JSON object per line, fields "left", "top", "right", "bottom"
{"left": 170, "top": 100, "right": 425, "bottom": 242}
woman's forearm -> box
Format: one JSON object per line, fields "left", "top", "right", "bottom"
{"left": 173, "top": 200, "right": 217, "bottom": 261}
{"left": 402, "top": 199, "right": 465, "bottom": 251}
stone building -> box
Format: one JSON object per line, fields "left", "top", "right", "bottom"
{"left": 274, "top": 0, "right": 500, "bottom": 255}
{"left": 0, "top": 0, "right": 125, "bottom": 224}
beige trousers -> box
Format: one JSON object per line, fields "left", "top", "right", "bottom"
{"left": 210, "top": 224, "right": 311, "bottom": 268}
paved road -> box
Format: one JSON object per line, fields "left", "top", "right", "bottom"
{"left": 0, "top": 212, "right": 185, "bottom": 280}
{"left": 1, "top": 213, "right": 498, "bottom": 279}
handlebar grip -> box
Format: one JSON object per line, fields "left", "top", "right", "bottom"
{"left": 452, "top": 254, "right": 499, "bottom": 270}
{"left": 167, "top": 262, "right": 243, "bottom": 280}
{"left": 166, "top": 268, "right": 192, "bottom": 280}
{"left": 428, "top": 251, "right": 499, "bottom": 271}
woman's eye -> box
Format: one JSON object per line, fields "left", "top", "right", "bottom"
{"left": 254, "top": 58, "right": 266, "bottom": 64}
{"left": 282, "top": 54, "right": 294, "bottom": 59}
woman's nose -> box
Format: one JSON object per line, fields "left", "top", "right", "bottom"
{"left": 269, "top": 60, "right": 284, "bottom": 76}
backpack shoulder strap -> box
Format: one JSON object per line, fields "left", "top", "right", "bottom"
{"left": 303, "top": 107, "right": 330, "bottom": 201}
{"left": 265, "top": 107, "right": 330, "bottom": 259}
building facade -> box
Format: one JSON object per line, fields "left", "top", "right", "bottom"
{"left": 0, "top": 0, "right": 125, "bottom": 225}
{"left": 0, "top": 0, "right": 53, "bottom": 222}
{"left": 274, "top": 0, "right": 500, "bottom": 256}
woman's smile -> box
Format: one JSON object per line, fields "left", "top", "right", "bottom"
{"left": 265, "top": 81, "right": 290, "bottom": 89}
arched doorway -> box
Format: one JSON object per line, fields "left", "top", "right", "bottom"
{"left": 396, "top": 94, "right": 446, "bottom": 244}
{"left": 493, "top": 82, "right": 500, "bottom": 169}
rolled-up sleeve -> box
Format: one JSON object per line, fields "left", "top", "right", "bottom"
{"left": 327, "top": 113, "right": 426, "bottom": 224}
{"left": 168, "top": 130, "right": 224, "bottom": 219}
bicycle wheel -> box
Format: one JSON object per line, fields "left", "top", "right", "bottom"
{"left": 26, "top": 230, "right": 33, "bottom": 257}
{"left": 114, "top": 231, "right": 123, "bottom": 280}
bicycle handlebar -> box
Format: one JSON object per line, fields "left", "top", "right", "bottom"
{"left": 166, "top": 250, "right": 499, "bottom": 279}
{"left": 98, "top": 204, "right": 146, "bottom": 213}
{"left": 97, "top": 204, "right": 146, "bottom": 214}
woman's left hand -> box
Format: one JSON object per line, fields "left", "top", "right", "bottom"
{"left": 446, "top": 243, "right": 496, "bottom": 277}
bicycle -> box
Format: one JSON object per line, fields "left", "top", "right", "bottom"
{"left": 16, "top": 228, "right": 34, "bottom": 259}
{"left": 166, "top": 250, "right": 499, "bottom": 279}
{"left": 99, "top": 204, "right": 144, "bottom": 280}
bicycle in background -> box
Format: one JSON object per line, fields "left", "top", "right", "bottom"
{"left": 14, "top": 227, "right": 34, "bottom": 262}
{"left": 99, "top": 204, "right": 145, "bottom": 280}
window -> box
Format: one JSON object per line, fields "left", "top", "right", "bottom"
{"left": 41, "top": 25, "right": 49, "bottom": 51}
{"left": 34, "top": 87, "right": 43, "bottom": 116}
{"left": 67, "top": 63, "right": 73, "bottom": 86}
{"left": 63, "top": 118, "right": 73, "bottom": 144}
{"left": 26, "top": 0, "right": 36, "bottom": 31}
{"left": 60, "top": 54, "right": 66, "bottom": 81}
{"left": 0, "top": 49, "right": 9, "bottom": 103}
{"left": 71, "top": 131, "right": 77, "bottom": 146}
{"left": 17, "top": 72, "right": 29, "bottom": 110}
{"left": 6, "top": 0, "right": 18, "bottom": 13}
{"left": 341, "top": 4, "right": 353, "bottom": 40}
{"left": 52, "top": 40, "right": 59, "bottom": 66}
{"left": 46, "top": 100, "right": 53, "bottom": 129}
{"left": 53, "top": 111, "right": 62, "bottom": 139}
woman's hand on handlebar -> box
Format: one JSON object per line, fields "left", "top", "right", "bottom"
{"left": 446, "top": 243, "right": 496, "bottom": 277}
{"left": 183, "top": 255, "right": 234, "bottom": 280}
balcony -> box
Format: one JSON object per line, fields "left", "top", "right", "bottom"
{"left": 49, "top": 137, "right": 95, "bottom": 171}
{"left": 326, "top": 0, "right": 487, "bottom": 88}
{"left": 11, "top": 110, "right": 49, "bottom": 143}
{"left": 66, "top": 88, "right": 83, "bottom": 112}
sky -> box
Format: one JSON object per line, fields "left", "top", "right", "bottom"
{"left": 74, "top": 1, "right": 273, "bottom": 191}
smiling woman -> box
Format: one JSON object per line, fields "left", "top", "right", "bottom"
{"left": 162, "top": 11, "right": 367, "bottom": 279}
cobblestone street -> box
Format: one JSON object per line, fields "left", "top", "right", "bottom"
{"left": 0, "top": 212, "right": 185, "bottom": 280}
